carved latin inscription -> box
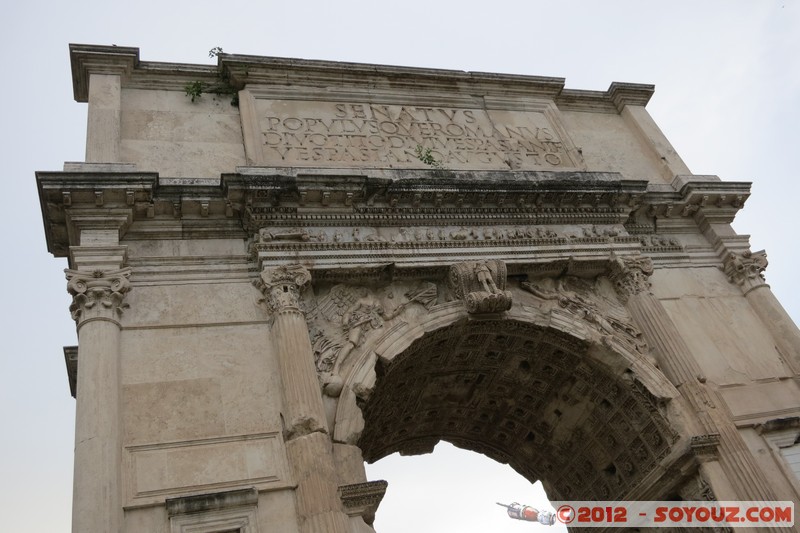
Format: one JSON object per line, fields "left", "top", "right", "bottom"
{"left": 254, "top": 100, "right": 579, "bottom": 170}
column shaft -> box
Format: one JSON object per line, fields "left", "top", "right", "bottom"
{"left": 273, "top": 310, "right": 328, "bottom": 435}
{"left": 72, "top": 319, "right": 122, "bottom": 533}
{"left": 258, "top": 265, "right": 349, "bottom": 533}
{"left": 66, "top": 267, "right": 130, "bottom": 533}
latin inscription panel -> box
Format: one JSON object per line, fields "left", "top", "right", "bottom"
{"left": 247, "top": 97, "right": 582, "bottom": 170}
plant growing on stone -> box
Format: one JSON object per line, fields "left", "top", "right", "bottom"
{"left": 414, "top": 145, "right": 445, "bottom": 170}
{"left": 184, "top": 46, "right": 239, "bottom": 106}
{"left": 184, "top": 81, "right": 204, "bottom": 102}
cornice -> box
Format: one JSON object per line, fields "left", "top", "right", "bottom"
{"left": 631, "top": 176, "right": 751, "bottom": 228}
{"left": 70, "top": 43, "right": 139, "bottom": 102}
{"left": 67, "top": 44, "right": 656, "bottom": 112}
{"left": 219, "top": 53, "right": 566, "bottom": 99}
{"left": 37, "top": 169, "right": 157, "bottom": 256}
{"left": 224, "top": 168, "right": 648, "bottom": 233}
{"left": 557, "top": 82, "right": 654, "bottom": 113}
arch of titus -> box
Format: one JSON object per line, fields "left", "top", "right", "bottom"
{"left": 38, "top": 44, "right": 800, "bottom": 532}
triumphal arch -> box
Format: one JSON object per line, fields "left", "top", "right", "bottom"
{"left": 38, "top": 45, "right": 800, "bottom": 532}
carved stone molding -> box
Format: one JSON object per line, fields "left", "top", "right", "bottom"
{"left": 449, "top": 260, "right": 512, "bottom": 314}
{"left": 607, "top": 256, "right": 653, "bottom": 302}
{"left": 722, "top": 250, "right": 768, "bottom": 293}
{"left": 690, "top": 433, "right": 721, "bottom": 462}
{"left": 65, "top": 267, "right": 132, "bottom": 323}
{"left": 166, "top": 487, "right": 260, "bottom": 533}
{"left": 166, "top": 487, "right": 258, "bottom": 517}
{"left": 255, "top": 264, "right": 312, "bottom": 313}
{"left": 338, "top": 480, "right": 388, "bottom": 525}
{"left": 63, "top": 346, "right": 78, "bottom": 398}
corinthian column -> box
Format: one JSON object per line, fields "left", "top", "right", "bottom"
{"left": 723, "top": 250, "right": 800, "bottom": 374}
{"left": 65, "top": 267, "right": 131, "bottom": 533}
{"left": 256, "top": 265, "right": 349, "bottom": 533}
{"left": 609, "top": 256, "right": 776, "bottom": 503}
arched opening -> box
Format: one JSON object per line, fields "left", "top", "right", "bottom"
{"left": 365, "top": 441, "right": 567, "bottom": 532}
{"left": 356, "top": 318, "right": 678, "bottom": 502}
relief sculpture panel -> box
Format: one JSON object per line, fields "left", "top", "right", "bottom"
{"left": 305, "top": 282, "right": 439, "bottom": 378}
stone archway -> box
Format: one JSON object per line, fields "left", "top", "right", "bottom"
{"left": 332, "top": 298, "right": 698, "bottom": 507}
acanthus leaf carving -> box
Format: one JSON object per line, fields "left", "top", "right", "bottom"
{"left": 690, "top": 433, "right": 721, "bottom": 462}
{"left": 254, "top": 264, "right": 312, "bottom": 314}
{"left": 607, "top": 255, "right": 653, "bottom": 303}
{"left": 722, "top": 249, "right": 767, "bottom": 293}
{"left": 65, "top": 268, "right": 132, "bottom": 323}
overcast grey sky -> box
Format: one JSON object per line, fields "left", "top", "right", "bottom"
{"left": 2, "top": 1, "right": 799, "bottom": 532}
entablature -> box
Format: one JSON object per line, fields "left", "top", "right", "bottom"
{"left": 38, "top": 166, "right": 752, "bottom": 277}
{"left": 37, "top": 166, "right": 157, "bottom": 256}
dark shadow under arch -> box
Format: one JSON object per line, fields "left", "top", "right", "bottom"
{"left": 352, "top": 316, "right": 686, "bottom": 501}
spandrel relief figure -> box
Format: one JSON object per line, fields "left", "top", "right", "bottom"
{"left": 337, "top": 288, "right": 387, "bottom": 370}
{"left": 309, "top": 282, "right": 438, "bottom": 375}
{"left": 520, "top": 276, "right": 651, "bottom": 362}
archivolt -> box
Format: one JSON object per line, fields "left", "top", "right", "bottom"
{"left": 333, "top": 301, "right": 693, "bottom": 501}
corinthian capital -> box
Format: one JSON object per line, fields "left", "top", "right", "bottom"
{"left": 255, "top": 264, "right": 312, "bottom": 313}
{"left": 723, "top": 250, "right": 768, "bottom": 293}
{"left": 65, "top": 268, "right": 132, "bottom": 323}
{"left": 608, "top": 255, "right": 654, "bottom": 302}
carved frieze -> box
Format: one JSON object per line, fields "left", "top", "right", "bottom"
{"left": 65, "top": 268, "right": 132, "bottom": 323}
{"left": 251, "top": 223, "right": 629, "bottom": 251}
{"left": 637, "top": 234, "right": 684, "bottom": 253}
{"left": 722, "top": 250, "right": 768, "bottom": 293}
{"left": 449, "top": 260, "right": 512, "bottom": 314}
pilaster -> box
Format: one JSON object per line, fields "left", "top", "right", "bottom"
{"left": 620, "top": 105, "right": 691, "bottom": 182}
{"left": 722, "top": 250, "right": 800, "bottom": 375}
{"left": 69, "top": 44, "right": 138, "bottom": 163}
{"left": 86, "top": 73, "right": 121, "bottom": 162}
